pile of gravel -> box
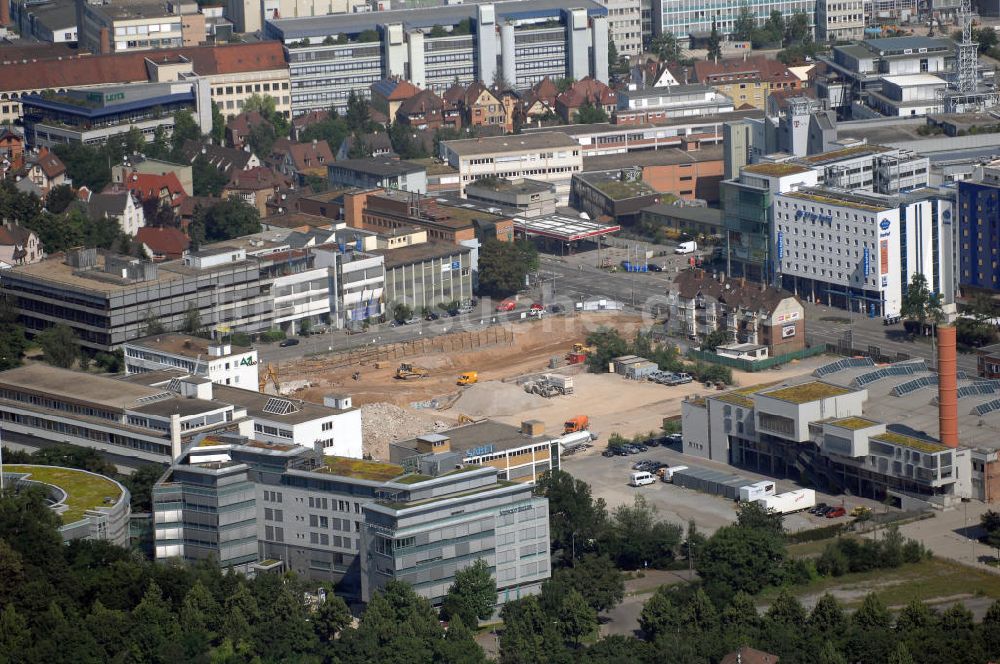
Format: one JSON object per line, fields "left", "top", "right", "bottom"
{"left": 451, "top": 381, "right": 542, "bottom": 417}
{"left": 361, "top": 402, "right": 450, "bottom": 460}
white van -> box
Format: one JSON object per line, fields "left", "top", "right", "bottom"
{"left": 630, "top": 471, "right": 656, "bottom": 487}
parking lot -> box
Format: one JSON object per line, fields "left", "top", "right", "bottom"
{"left": 562, "top": 444, "right": 885, "bottom": 536}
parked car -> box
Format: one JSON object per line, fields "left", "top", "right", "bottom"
{"left": 884, "top": 315, "right": 901, "bottom": 325}
{"left": 425, "top": 312, "right": 440, "bottom": 321}
{"left": 279, "top": 338, "right": 299, "bottom": 347}
{"left": 815, "top": 505, "right": 835, "bottom": 517}
{"left": 850, "top": 506, "right": 872, "bottom": 517}
{"left": 648, "top": 263, "right": 663, "bottom": 272}
{"left": 495, "top": 300, "right": 516, "bottom": 312}
{"left": 602, "top": 449, "right": 615, "bottom": 458}
{"left": 549, "top": 304, "right": 564, "bottom": 313}
{"left": 634, "top": 443, "right": 648, "bottom": 452}
{"left": 646, "top": 438, "right": 660, "bottom": 447}
{"left": 809, "top": 503, "right": 829, "bottom": 515}
{"left": 826, "top": 507, "right": 847, "bottom": 518}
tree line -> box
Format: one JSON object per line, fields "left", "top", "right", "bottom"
{"left": 584, "top": 327, "right": 733, "bottom": 384}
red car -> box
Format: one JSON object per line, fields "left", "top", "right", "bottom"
{"left": 826, "top": 507, "right": 847, "bottom": 518}
{"left": 495, "top": 300, "right": 516, "bottom": 312}
{"left": 530, "top": 302, "right": 544, "bottom": 311}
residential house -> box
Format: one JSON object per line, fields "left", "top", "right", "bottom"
{"left": 336, "top": 133, "right": 396, "bottom": 161}
{"left": 88, "top": 190, "right": 146, "bottom": 236}
{"left": 226, "top": 110, "right": 267, "bottom": 150}
{"left": 291, "top": 110, "right": 329, "bottom": 141}
{"left": 720, "top": 647, "right": 779, "bottom": 664}
{"left": 555, "top": 77, "right": 617, "bottom": 123}
{"left": 113, "top": 172, "right": 188, "bottom": 220}
{"left": 136, "top": 226, "right": 191, "bottom": 261}
{"left": 0, "top": 129, "right": 25, "bottom": 175}
{"left": 25, "top": 147, "right": 68, "bottom": 196}
{"left": 441, "top": 83, "right": 465, "bottom": 130}
{"left": 181, "top": 141, "right": 260, "bottom": 178}
{"left": 396, "top": 89, "right": 447, "bottom": 130}
{"left": 463, "top": 82, "right": 507, "bottom": 131}
{"left": 690, "top": 56, "right": 801, "bottom": 111}
{"left": 223, "top": 167, "right": 292, "bottom": 216}
{"left": 370, "top": 78, "right": 422, "bottom": 122}
{"left": 521, "top": 78, "right": 558, "bottom": 125}
{"left": 276, "top": 140, "right": 333, "bottom": 186}
{"left": 0, "top": 222, "right": 43, "bottom": 268}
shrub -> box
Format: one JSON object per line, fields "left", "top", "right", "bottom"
{"left": 261, "top": 329, "right": 286, "bottom": 342}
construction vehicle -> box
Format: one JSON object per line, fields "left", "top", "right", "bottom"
{"left": 523, "top": 374, "right": 574, "bottom": 398}
{"left": 572, "top": 342, "right": 596, "bottom": 354}
{"left": 564, "top": 415, "right": 590, "bottom": 434}
{"left": 395, "top": 363, "right": 429, "bottom": 380}
{"left": 259, "top": 363, "right": 280, "bottom": 394}
{"left": 457, "top": 371, "right": 478, "bottom": 386}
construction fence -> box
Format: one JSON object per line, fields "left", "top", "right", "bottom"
{"left": 280, "top": 327, "right": 515, "bottom": 374}
{"left": 686, "top": 345, "right": 828, "bottom": 372}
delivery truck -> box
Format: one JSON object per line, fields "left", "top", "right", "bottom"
{"left": 674, "top": 241, "right": 697, "bottom": 254}
{"left": 738, "top": 481, "right": 776, "bottom": 502}
{"left": 755, "top": 488, "right": 816, "bottom": 514}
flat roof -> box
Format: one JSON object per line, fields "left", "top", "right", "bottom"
{"left": 4, "top": 464, "right": 125, "bottom": 524}
{"left": 394, "top": 420, "right": 552, "bottom": 456}
{"left": 269, "top": 0, "right": 606, "bottom": 38}
{"left": 881, "top": 74, "right": 947, "bottom": 87}
{"left": 466, "top": 177, "right": 554, "bottom": 195}
{"left": 127, "top": 333, "right": 251, "bottom": 359}
{"left": 641, "top": 204, "right": 723, "bottom": 225}
{"left": 513, "top": 213, "right": 620, "bottom": 242}
{"left": 797, "top": 143, "right": 893, "bottom": 165}
{"left": 318, "top": 456, "right": 406, "bottom": 482}
{"left": 742, "top": 162, "right": 812, "bottom": 177}
{"left": 865, "top": 36, "right": 954, "bottom": 54}
{"left": 372, "top": 240, "right": 471, "bottom": 269}
{"left": 212, "top": 383, "right": 353, "bottom": 423}
{"left": 872, "top": 430, "right": 949, "bottom": 454}
{"left": 330, "top": 158, "right": 425, "bottom": 177}
{"left": 761, "top": 381, "right": 853, "bottom": 404}
{"left": 782, "top": 190, "right": 893, "bottom": 213}
{"left": 581, "top": 144, "right": 725, "bottom": 171}
{"left": 714, "top": 381, "right": 784, "bottom": 408}
{"left": 0, "top": 364, "right": 169, "bottom": 410}
{"left": 576, "top": 170, "right": 657, "bottom": 200}
{"left": 827, "top": 416, "right": 880, "bottom": 430}
{"left": 443, "top": 132, "right": 578, "bottom": 157}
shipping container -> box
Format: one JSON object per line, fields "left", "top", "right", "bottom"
{"left": 755, "top": 489, "right": 816, "bottom": 514}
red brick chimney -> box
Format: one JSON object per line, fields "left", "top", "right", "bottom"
{"left": 0, "top": 0, "right": 11, "bottom": 28}
{"left": 99, "top": 27, "right": 111, "bottom": 54}
{"left": 938, "top": 324, "right": 959, "bottom": 449}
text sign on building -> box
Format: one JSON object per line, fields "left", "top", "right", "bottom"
{"left": 466, "top": 444, "right": 495, "bottom": 458}
{"left": 782, "top": 325, "right": 796, "bottom": 338}
{"left": 863, "top": 246, "right": 870, "bottom": 277}
{"left": 777, "top": 231, "right": 784, "bottom": 260}
{"left": 879, "top": 239, "right": 889, "bottom": 275}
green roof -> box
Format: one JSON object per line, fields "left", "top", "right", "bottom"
{"left": 742, "top": 162, "right": 811, "bottom": 177}
{"left": 591, "top": 178, "right": 655, "bottom": 200}
{"left": 5, "top": 464, "right": 124, "bottom": 525}
{"left": 828, "top": 416, "right": 880, "bottom": 431}
{"left": 784, "top": 191, "right": 891, "bottom": 213}
{"left": 872, "top": 431, "right": 949, "bottom": 454}
{"left": 715, "top": 381, "right": 785, "bottom": 408}
{"left": 762, "top": 381, "right": 853, "bottom": 404}
{"left": 319, "top": 456, "right": 405, "bottom": 482}
{"left": 394, "top": 473, "right": 434, "bottom": 484}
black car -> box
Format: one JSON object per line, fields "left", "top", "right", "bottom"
{"left": 602, "top": 449, "right": 615, "bottom": 458}
{"left": 634, "top": 444, "right": 648, "bottom": 452}
{"left": 549, "top": 304, "right": 564, "bottom": 313}
{"left": 815, "top": 505, "right": 836, "bottom": 517}
{"left": 810, "top": 502, "right": 829, "bottom": 515}
{"left": 279, "top": 338, "right": 299, "bottom": 347}
{"left": 648, "top": 264, "right": 663, "bottom": 272}
{"left": 425, "top": 313, "right": 440, "bottom": 321}
{"left": 646, "top": 438, "right": 660, "bottom": 447}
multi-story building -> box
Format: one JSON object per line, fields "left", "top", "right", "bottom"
{"left": 464, "top": 178, "right": 558, "bottom": 218}
{"left": 596, "top": 0, "right": 642, "bottom": 57}
{"left": 652, "top": 0, "right": 815, "bottom": 39}
{"left": 816, "top": 0, "right": 865, "bottom": 42}
{"left": 123, "top": 334, "right": 259, "bottom": 387}
{"left": 11, "top": 0, "right": 78, "bottom": 43}
{"left": 343, "top": 190, "right": 516, "bottom": 243}
{"left": 226, "top": 0, "right": 368, "bottom": 34}
{"left": 375, "top": 241, "right": 475, "bottom": 312}
{"left": 580, "top": 146, "right": 726, "bottom": 203}
{"left": 440, "top": 131, "right": 583, "bottom": 203}
{"left": 686, "top": 57, "right": 801, "bottom": 111}
{"left": 793, "top": 142, "right": 930, "bottom": 195}
{"left": 958, "top": 163, "right": 1000, "bottom": 290}
{"left": 20, "top": 78, "right": 212, "bottom": 148}
{"left": 615, "top": 84, "right": 734, "bottom": 121}
{"left": 773, "top": 186, "right": 956, "bottom": 317}
{"left": 266, "top": 1, "right": 610, "bottom": 115}
{"left": 1, "top": 465, "right": 131, "bottom": 546}
{"left": 328, "top": 158, "right": 428, "bottom": 194}
{"left": 0, "top": 42, "right": 290, "bottom": 127}
{"left": 570, "top": 168, "right": 662, "bottom": 224}
{"left": 153, "top": 432, "right": 551, "bottom": 605}
{"left": 77, "top": 0, "right": 193, "bottom": 55}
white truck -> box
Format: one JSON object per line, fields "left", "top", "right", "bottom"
{"left": 523, "top": 374, "right": 574, "bottom": 397}
{"left": 755, "top": 488, "right": 816, "bottom": 514}
{"left": 659, "top": 465, "right": 688, "bottom": 482}
{"left": 738, "top": 481, "right": 776, "bottom": 502}
{"left": 675, "top": 241, "right": 697, "bottom": 254}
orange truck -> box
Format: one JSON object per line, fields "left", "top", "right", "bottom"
{"left": 563, "top": 415, "right": 589, "bottom": 434}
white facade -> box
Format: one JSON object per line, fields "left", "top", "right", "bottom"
{"left": 817, "top": 0, "right": 864, "bottom": 42}
{"left": 870, "top": 74, "right": 947, "bottom": 117}
{"left": 313, "top": 246, "right": 386, "bottom": 329}
{"left": 252, "top": 409, "right": 363, "bottom": 458}
{"left": 124, "top": 338, "right": 259, "bottom": 388}
{"left": 597, "top": 0, "right": 643, "bottom": 57}
{"left": 272, "top": 268, "right": 331, "bottom": 334}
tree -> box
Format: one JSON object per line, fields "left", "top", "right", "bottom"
{"left": 53, "top": 143, "right": 112, "bottom": 192}
{"left": 853, "top": 593, "right": 892, "bottom": 630}
{"left": 243, "top": 93, "right": 289, "bottom": 137}
{"left": 36, "top": 323, "right": 80, "bottom": 369}
{"left": 0, "top": 295, "right": 28, "bottom": 371}
{"left": 607, "top": 36, "right": 622, "bottom": 76}
{"left": 650, "top": 32, "right": 681, "bottom": 63}
{"left": 639, "top": 585, "right": 683, "bottom": 640}
{"left": 129, "top": 581, "right": 184, "bottom": 663}
{"left": 735, "top": 500, "right": 785, "bottom": 537}
{"left": 557, "top": 589, "right": 596, "bottom": 645}
{"left": 345, "top": 90, "right": 373, "bottom": 133}
{"left": 247, "top": 121, "right": 277, "bottom": 159}
{"left": 699, "top": 328, "right": 732, "bottom": 351}
{"left": 602, "top": 494, "right": 683, "bottom": 569}
{"left": 535, "top": 469, "right": 608, "bottom": 563}
{"left": 707, "top": 21, "right": 723, "bottom": 61}
{"left": 498, "top": 596, "right": 563, "bottom": 664}
{"left": 392, "top": 302, "right": 413, "bottom": 324}
{"left": 492, "top": 68, "right": 512, "bottom": 93}
{"left": 476, "top": 238, "right": 539, "bottom": 297}
{"left": 171, "top": 109, "right": 202, "bottom": 154}
{"left": 45, "top": 184, "right": 76, "bottom": 214}
{"left": 192, "top": 154, "right": 229, "bottom": 196}
{"left": 785, "top": 12, "right": 811, "bottom": 46}
{"left": 734, "top": 3, "right": 756, "bottom": 41}
{"left": 900, "top": 272, "right": 944, "bottom": 336}
{"left": 441, "top": 559, "right": 496, "bottom": 628}
{"left": 190, "top": 198, "right": 261, "bottom": 244}
{"left": 211, "top": 102, "right": 226, "bottom": 144}
{"left": 575, "top": 100, "right": 609, "bottom": 124}
{"left": 977, "top": 26, "right": 999, "bottom": 53}
{"left": 183, "top": 304, "right": 203, "bottom": 335}
{"left": 314, "top": 594, "right": 352, "bottom": 643}
{"left": 429, "top": 24, "right": 447, "bottom": 37}
{"left": 550, "top": 555, "right": 624, "bottom": 613}
{"left": 887, "top": 641, "right": 915, "bottom": 664}
{"left": 144, "top": 310, "right": 166, "bottom": 336}
{"left": 124, "top": 464, "right": 165, "bottom": 512}
{"left": 697, "top": 524, "right": 786, "bottom": 601}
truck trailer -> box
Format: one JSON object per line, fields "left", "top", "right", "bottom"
{"left": 755, "top": 489, "right": 816, "bottom": 514}
{"left": 738, "top": 481, "right": 776, "bottom": 502}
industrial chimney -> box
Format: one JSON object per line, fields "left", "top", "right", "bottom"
{"left": 937, "top": 324, "right": 959, "bottom": 449}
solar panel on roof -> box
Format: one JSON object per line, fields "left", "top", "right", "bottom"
{"left": 262, "top": 397, "right": 298, "bottom": 415}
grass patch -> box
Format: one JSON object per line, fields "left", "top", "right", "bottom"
{"left": 5, "top": 464, "right": 122, "bottom": 524}
{"left": 394, "top": 474, "right": 434, "bottom": 484}
{"left": 788, "top": 538, "right": 841, "bottom": 558}
{"left": 320, "top": 456, "right": 405, "bottom": 482}
{"left": 820, "top": 316, "right": 851, "bottom": 324}
{"left": 759, "top": 557, "right": 1000, "bottom": 609}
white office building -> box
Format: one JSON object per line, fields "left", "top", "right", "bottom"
{"left": 596, "top": 0, "right": 643, "bottom": 57}
{"left": 124, "top": 334, "right": 259, "bottom": 388}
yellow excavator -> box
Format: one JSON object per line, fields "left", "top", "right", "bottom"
{"left": 395, "top": 363, "right": 429, "bottom": 380}
{"left": 259, "top": 363, "right": 280, "bottom": 394}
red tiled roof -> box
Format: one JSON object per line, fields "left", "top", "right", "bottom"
{"left": 282, "top": 141, "right": 333, "bottom": 172}
{"left": 374, "top": 78, "right": 421, "bottom": 101}
{"left": 292, "top": 109, "right": 330, "bottom": 130}
{"left": 0, "top": 42, "right": 81, "bottom": 65}
{"left": 1, "top": 42, "right": 287, "bottom": 93}
{"left": 34, "top": 148, "right": 65, "bottom": 179}
{"left": 397, "top": 88, "right": 443, "bottom": 116}
{"left": 720, "top": 647, "right": 779, "bottom": 664}
{"left": 107, "top": 172, "right": 187, "bottom": 206}
{"left": 527, "top": 77, "right": 558, "bottom": 106}
{"left": 136, "top": 226, "right": 190, "bottom": 257}
{"left": 227, "top": 166, "right": 290, "bottom": 190}
{"left": 464, "top": 81, "right": 499, "bottom": 107}
{"left": 227, "top": 111, "right": 267, "bottom": 136}
{"left": 693, "top": 56, "right": 798, "bottom": 85}
{"left": 443, "top": 83, "right": 466, "bottom": 105}
{"left": 0, "top": 223, "right": 34, "bottom": 247}
{"left": 556, "top": 77, "right": 616, "bottom": 108}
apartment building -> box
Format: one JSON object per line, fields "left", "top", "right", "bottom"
{"left": 652, "top": 0, "right": 815, "bottom": 39}
{"left": 816, "top": 0, "right": 865, "bottom": 42}
{"left": 123, "top": 334, "right": 259, "bottom": 387}
{"left": 153, "top": 433, "right": 551, "bottom": 605}
{"left": 440, "top": 132, "right": 582, "bottom": 203}
{"left": 328, "top": 158, "right": 428, "bottom": 194}
{"left": 266, "top": 1, "right": 610, "bottom": 115}
{"left": 0, "top": 42, "right": 290, "bottom": 127}
{"left": 596, "top": 0, "right": 642, "bottom": 57}
{"left": 773, "top": 186, "right": 956, "bottom": 317}
{"left": 687, "top": 57, "right": 801, "bottom": 111}
{"left": 958, "top": 163, "right": 1000, "bottom": 290}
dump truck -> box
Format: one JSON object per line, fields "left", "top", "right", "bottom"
{"left": 564, "top": 415, "right": 590, "bottom": 434}
{"left": 523, "top": 374, "right": 574, "bottom": 397}
{"left": 395, "top": 363, "right": 429, "bottom": 380}
{"left": 457, "top": 371, "right": 478, "bottom": 386}
{"left": 756, "top": 488, "right": 816, "bottom": 514}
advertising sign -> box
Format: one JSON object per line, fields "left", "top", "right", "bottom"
{"left": 782, "top": 325, "right": 796, "bottom": 338}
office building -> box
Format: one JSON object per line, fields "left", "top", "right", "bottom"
{"left": 227, "top": 0, "right": 368, "bottom": 34}
{"left": 816, "top": 0, "right": 865, "bottom": 42}
{"left": 580, "top": 146, "right": 726, "bottom": 203}
{"left": 76, "top": 0, "right": 200, "bottom": 55}
{"left": 615, "top": 84, "right": 734, "bottom": 121}
{"left": 1, "top": 465, "right": 131, "bottom": 546}
{"left": 773, "top": 186, "right": 956, "bottom": 317}
{"left": 266, "top": 1, "right": 610, "bottom": 115}
{"left": 375, "top": 241, "right": 475, "bottom": 312}
{"left": 464, "top": 178, "right": 558, "bottom": 218}
{"left": 440, "top": 132, "right": 582, "bottom": 203}
{"left": 123, "top": 334, "right": 259, "bottom": 388}
{"left": 20, "top": 78, "right": 212, "bottom": 148}
{"left": 958, "top": 163, "right": 1000, "bottom": 290}
{"left": 652, "top": 0, "right": 815, "bottom": 39}
{"left": 596, "top": 0, "right": 642, "bottom": 57}
{"left": 153, "top": 432, "right": 551, "bottom": 605}
{"left": 328, "top": 158, "right": 428, "bottom": 194}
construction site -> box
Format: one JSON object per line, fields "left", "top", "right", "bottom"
{"left": 261, "top": 313, "right": 830, "bottom": 460}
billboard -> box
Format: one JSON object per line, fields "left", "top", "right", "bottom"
{"left": 879, "top": 239, "right": 889, "bottom": 276}
{"left": 782, "top": 325, "right": 796, "bottom": 338}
